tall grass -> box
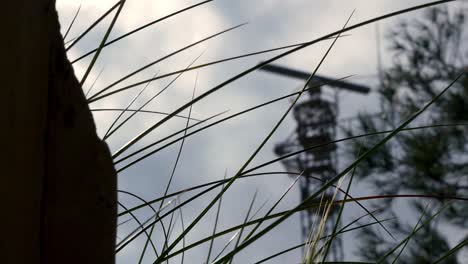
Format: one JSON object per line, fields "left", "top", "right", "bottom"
{"left": 59, "top": 0, "right": 467, "bottom": 263}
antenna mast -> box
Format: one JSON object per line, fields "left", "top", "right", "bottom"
{"left": 260, "top": 63, "right": 370, "bottom": 260}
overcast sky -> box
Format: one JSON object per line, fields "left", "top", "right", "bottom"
{"left": 56, "top": 1, "right": 464, "bottom": 263}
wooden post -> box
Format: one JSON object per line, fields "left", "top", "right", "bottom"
{"left": 1, "top": 1, "right": 117, "bottom": 263}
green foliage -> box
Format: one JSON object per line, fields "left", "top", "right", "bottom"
{"left": 344, "top": 5, "right": 468, "bottom": 262}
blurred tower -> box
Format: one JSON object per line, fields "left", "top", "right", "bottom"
{"left": 260, "top": 63, "right": 370, "bottom": 260}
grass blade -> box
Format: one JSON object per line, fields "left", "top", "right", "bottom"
{"left": 79, "top": 0, "right": 126, "bottom": 87}
{"left": 376, "top": 203, "right": 450, "bottom": 263}
{"left": 178, "top": 200, "right": 186, "bottom": 264}
{"left": 164, "top": 203, "right": 179, "bottom": 252}
{"left": 104, "top": 71, "right": 159, "bottom": 139}
{"left": 117, "top": 217, "right": 133, "bottom": 227}
{"left": 63, "top": 4, "right": 81, "bottom": 40}
{"left": 117, "top": 190, "right": 167, "bottom": 262}
{"left": 105, "top": 53, "right": 204, "bottom": 139}
{"left": 117, "top": 191, "right": 171, "bottom": 260}
{"left": 117, "top": 202, "right": 159, "bottom": 257}
{"left": 116, "top": 196, "right": 178, "bottom": 253}
{"left": 70, "top": 0, "right": 214, "bottom": 63}
{"left": 163, "top": 73, "right": 197, "bottom": 244}
{"left": 225, "top": 190, "right": 258, "bottom": 264}
{"left": 254, "top": 214, "right": 389, "bottom": 264}
{"left": 87, "top": 23, "right": 246, "bottom": 101}
{"left": 118, "top": 189, "right": 158, "bottom": 216}
{"left": 113, "top": 109, "right": 227, "bottom": 164}
{"left": 432, "top": 237, "right": 468, "bottom": 264}
{"left": 321, "top": 162, "right": 357, "bottom": 262}
{"left": 391, "top": 204, "right": 429, "bottom": 264}
{"left": 85, "top": 66, "right": 105, "bottom": 97}
{"left": 140, "top": 75, "right": 198, "bottom": 260}
{"left": 241, "top": 173, "right": 302, "bottom": 243}
{"left": 212, "top": 195, "right": 268, "bottom": 264}
{"left": 91, "top": 108, "right": 200, "bottom": 121}
{"left": 66, "top": 1, "right": 120, "bottom": 51}
{"left": 206, "top": 172, "right": 227, "bottom": 264}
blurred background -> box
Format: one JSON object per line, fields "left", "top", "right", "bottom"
{"left": 57, "top": 1, "right": 468, "bottom": 263}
